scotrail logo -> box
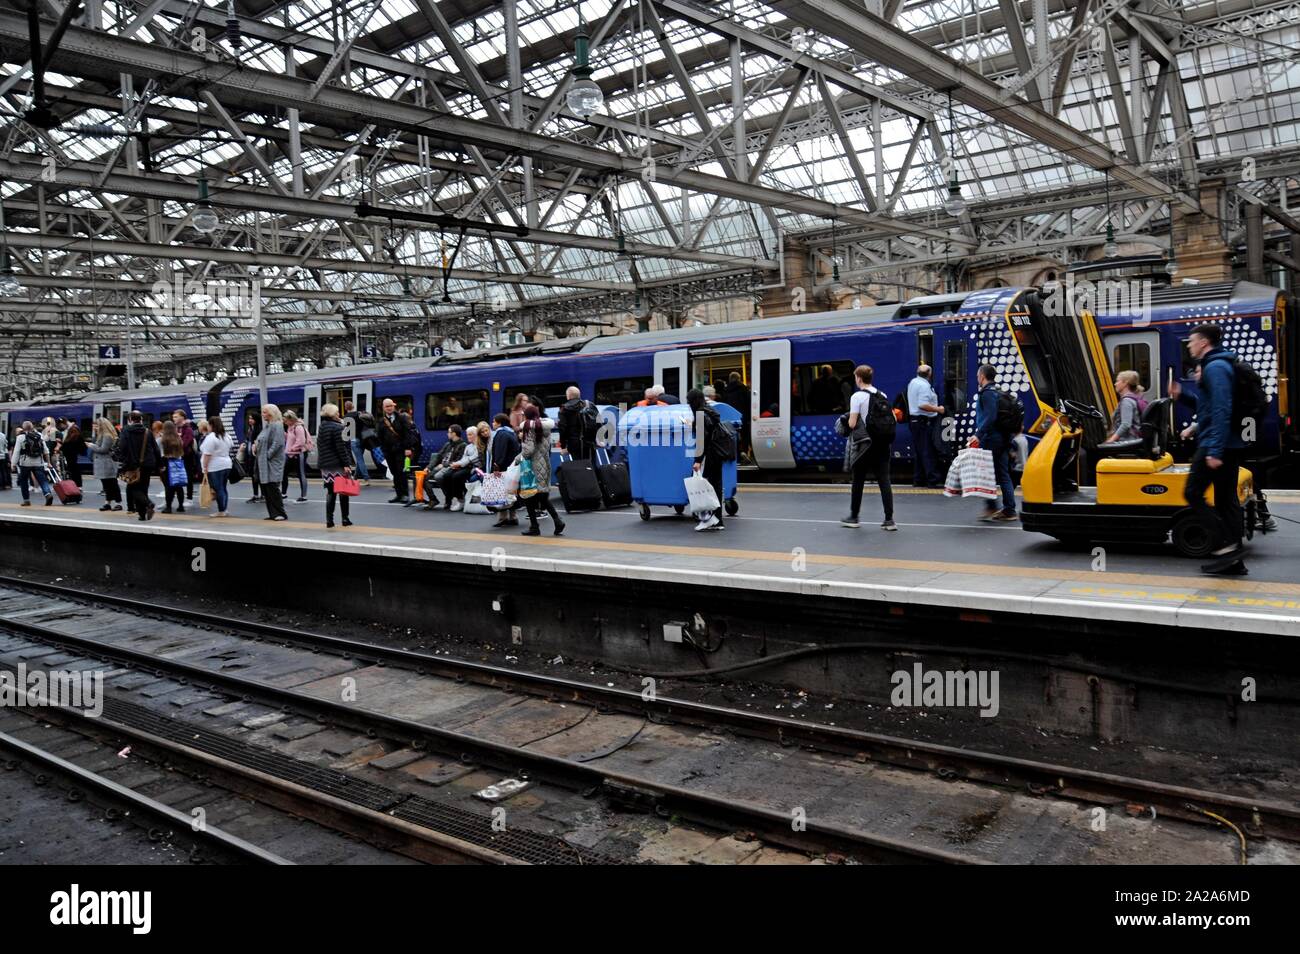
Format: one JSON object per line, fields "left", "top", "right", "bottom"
{"left": 0, "top": 663, "right": 102, "bottom": 717}
{"left": 1041, "top": 274, "right": 1153, "bottom": 327}
{"left": 50, "top": 885, "right": 152, "bottom": 934}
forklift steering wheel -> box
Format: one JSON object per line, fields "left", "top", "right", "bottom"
{"left": 1060, "top": 399, "right": 1104, "bottom": 421}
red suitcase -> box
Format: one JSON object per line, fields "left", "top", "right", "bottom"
{"left": 47, "top": 465, "right": 82, "bottom": 505}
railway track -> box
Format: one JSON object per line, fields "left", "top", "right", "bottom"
{"left": 1, "top": 574, "right": 1291, "bottom": 862}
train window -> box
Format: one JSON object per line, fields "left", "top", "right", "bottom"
{"left": 918, "top": 331, "right": 934, "bottom": 370}
{"left": 595, "top": 376, "right": 653, "bottom": 408}
{"left": 426, "top": 390, "right": 489, "bottom": 430}
{"left": 79, "top": 418, "right": 92, "bottom": 435}
{"left": 504, "top": 382, "right": 576, "bottom": 412}
{"left": 280, "top": 403, "right": 304, "bottom": 424}
{"left": 1178, "top": 339, "right": 1198, "bottom": 377}
{"left": 1112, "top": 343, "right": 1152, "bottom": 390}
{"left": 757, "top": 359, "right": 781, "bottom": 418}
{"left": 943, "top": 340, "right": 968, "bottom": 417}
{"left": 792, "top": 361, "right": 854, "bottom": 415}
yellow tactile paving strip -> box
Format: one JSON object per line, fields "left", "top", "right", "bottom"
{"left": 4, "top": 502, "right": 1298, "bottom": 599}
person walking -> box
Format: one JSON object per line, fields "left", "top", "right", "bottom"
{"left": 282, "top": 410, "right": 311, "bottom": 503}
{"left": 10, "top": 420, "right": 53, "bottom": 507}
{"left": 687, "top": 388, "right": 727, "bottom": 532}
{"left": 1184, "top": 324, "right": 1248, "bottom": 575}
{"left": 342, "top": 400, "right": 371, "bottom": 483}
{"left": 90, "top": 417, "right": 122, "bottom": 511}
{"left": 841, "top": 365, "right": 897, "bottom": 531}
{"left": 906, "top": 365, "right": 944, "bottom": 488}
{"left": 60, "top": 421, "right": 86, "bottom": 489}
{"left": 516, "top": 406, "right": 565, "bottom": 537}
{"left": 115, "top": 410, "right": 157, "bottom": 521}
{"left": 971, "top": 364, "right": 1019, "bottom": 523}
{"left": 378, "top": 398, "right": 417, "bottom": 504}
{"left": 200, "top": 416, "right": 234, "bottom": 518}
{"left": 242, "top": 410, "right": 263, "bottom": 503}
{"left": 315, "top": 403, "right": 355, "bottom": 529}
{"left": 255, "top": 404, "right": 288, "bottom": 521}
{"left": 160, "top": 420, "right": 186, "bottom": 513}
{"left": 488, "top": 413, "right": 521, "bottom": 528}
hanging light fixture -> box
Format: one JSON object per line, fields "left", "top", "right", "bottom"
{"left": 942, "top": 91, "right": 966, "bottom": 217}
{"left": 1164, "top": 189, "right": 1179, "bottom": 276}
{"left": 192, "top": 176, "right": 219, "bottom": 233}
{"left": 790, "top": 27, "right": 812, "bottom": 53}
{"left": 1103, "top": 169, "right": 1119, "bottom": 258}
{"left": 566, "top": 7, "right": 603, "bottom": 119}
{"left": 225, "top": 0, "right": 242, "bottom": 48}
{"left": 614, "top": 232, "right": 633, "bottom": 278}
{"left": 831, "top": 218, "right": 841, "bottom": 283}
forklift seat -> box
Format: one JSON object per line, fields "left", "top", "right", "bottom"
{"left": 1091, "top": 398, "right": 1171, "bottom": 462}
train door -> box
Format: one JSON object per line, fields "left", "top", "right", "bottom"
{"left": 102, "top": 400, "right": 131, "bottom": 426}
{"left": 1105, "top": 330, "right": 1161, "bottom": 396}
{"left": 352, "top": 379, "right": 373, "bottom": 414}
{"left": 750, "top": 339, "right": 795, "bottom": 468}
{"left": 92, "top": 401, "right": 103, "bottom": 424}
{"left": 654, "top": 350, "right": 687, "bottom": 399}
{"left": 303, "top": 384, "right": 322, "bottom": 467}
{"left": 0, "top": 410, "right": 8, "bottom": 443}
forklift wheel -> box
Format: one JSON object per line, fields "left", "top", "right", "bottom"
{"left": 639, "top": 503, "right": 651, "bottom": 521}
{"left": 1171, "top": 512, "right": 1218, "bottom": 558}
{"left": 725, "top": 498, "right": 739, "bottom": 516}
{"left": 673, "top": 505, "right": 685, "bottom": 515}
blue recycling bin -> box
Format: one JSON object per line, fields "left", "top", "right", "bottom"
{"left": 618, "top": 403, "right": 739, "bottom": 520}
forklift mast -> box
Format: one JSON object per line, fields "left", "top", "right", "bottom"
{"left": 1007, "top": 288, "right": 1115, "bottom": 448}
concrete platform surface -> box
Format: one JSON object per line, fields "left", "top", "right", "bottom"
{"left": 2, "top": 482, "right": 1298, "bottom": 636}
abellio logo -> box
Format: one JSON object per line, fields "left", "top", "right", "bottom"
{"left": 49, "top": 885, "right": 151, "bottom": 935}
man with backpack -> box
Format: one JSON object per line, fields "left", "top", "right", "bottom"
{"left": 1184, "top": 323, "right": 1251, "bottom": 575}
{"left": 971, "top": 364, "right": 1020, "bottom": 523}
{"left": 557, "top": 386, "right": 599, "bottom": 460}
{"left": 10, "top": 421, "right": 53, "bottom": 507}
{"left": 841, "top": 364, "right": 897, "bottom": 531}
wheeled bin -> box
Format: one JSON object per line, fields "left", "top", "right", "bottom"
{"left": 618, "top": 403, "right": 739, "bottom": 520}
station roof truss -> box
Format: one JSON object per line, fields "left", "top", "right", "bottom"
{"left": 0, "top": 0, "right": 1297, "bottom": 393}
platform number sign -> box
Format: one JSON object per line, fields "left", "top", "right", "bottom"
{"left": 363, "top": 345, "right": 380, "bottom": 359}
{"left": 432, "top": 346, "right": 444, "bottom": 358}
{"left": 99, "top": 345, "right": 122, "bottom": 361}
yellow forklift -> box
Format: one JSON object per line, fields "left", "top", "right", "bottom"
{"left": 1007, "top": 290, "right": 1255, "bottom": 557}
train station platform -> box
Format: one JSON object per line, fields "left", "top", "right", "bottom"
{"left": 1, "top": 483, "right": 1298, "bottom": 638}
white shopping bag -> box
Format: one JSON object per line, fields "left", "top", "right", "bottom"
{"left": 956, "top": 447, "right": 998, "bottom": 499}
{"left": 502, "top": 462, "right": 521, "bottom": 494}
{"left": 684, "top": 473, "right": 720, "bottom": 515}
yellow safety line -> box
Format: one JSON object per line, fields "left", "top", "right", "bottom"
{"left": 5, "top": 502, "right": 1299, "bottom": 598}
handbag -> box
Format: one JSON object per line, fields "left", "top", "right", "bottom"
{"left": 684, "top": 473, "right": 720, "bottom": 515}
{"left": 228, "top": 454, "right": 245, "bottom": 484}
{"left": 479, "top": 471, "right": 512, "bottom": 509}
{"left": 517, "top": 458, "right": 539, "bottom": 499}
{"left": 331, "top": 474, "right": 360, "bottom": 496}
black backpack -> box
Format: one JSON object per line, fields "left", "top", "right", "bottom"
{"left": 707, "top": 410, "right": 738, "bottom": 460}
{"left": 22, "top": 432, "right": 43, "bottom": 458}
{"left": 1230, "top": 357, "right": 1268, "bottom": 442}
{"left": 995, "top": 390, "right": 1024, "bottom": 435}
{"left": 579, "top": 401, "right": 601, "bottom": 441}
{"left": 865, "top": 390, "right": 896, "bottom": 443}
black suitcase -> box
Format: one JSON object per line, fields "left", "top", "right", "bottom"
{"left": 594, "top": 449, "right": 631, "bottom": 508}
{"left": 556, "top": 455, "right": 603, "bottom": 513}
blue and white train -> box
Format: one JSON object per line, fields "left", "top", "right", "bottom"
{"left": 3, "top": 281, "right": 1296, "bottom": 482}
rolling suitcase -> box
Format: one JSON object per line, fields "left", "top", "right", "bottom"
{"left": 594, "top": 448, "right": 631, "bottom": 509}
{"left": 556, "top": 454, "right": 602, "bottom": 514}
{"left": 47, "top": 464, "right": 82, "bottom": 505}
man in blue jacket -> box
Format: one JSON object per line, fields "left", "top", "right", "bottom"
{"left": 970, "top": 364, "right": 1017, "bottom": 521}
{"left": 1184, "top": 323, "right": 1247, "bottom": 574}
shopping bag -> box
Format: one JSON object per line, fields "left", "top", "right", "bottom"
{"left": 331, "top": 475, "right": 360, "bottom": 497}
{"left": 463, "top": 479, "right": 491, "bottom": 515}
{"left": 199, "top": 477, "right": 214, "bottom": 509}
{"left": 414, "top": 468, "right": 427, "bottom": 502}
{"left": 479, "top": 471, "right": 512, "bottom": 508}
{"left": 517, "top": 459, "right": 538, "bottom": 499}
{"left": 953, "top": 448, "right": 998, "bottom": 500}
{"left": 166, "top": 458, "right": 188, "bottom": 488}
{"left": 684, "top": 473, "right": 720, "bottom": 515}
{"left": 943, "top": 453, "right": 965, "bottom": 497}
{"left": 502, "top": 463, "right": 521, "bottom": 495}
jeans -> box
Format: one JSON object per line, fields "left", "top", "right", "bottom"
{"left": 349, "top": 439, "right": 370, "bottom": 480}
{"left": 983, "top": 438, "right": 1017, "bottom": 515}
{"left": 18, "top": 465, "right": 51, "bottom": 501}
{"left": 849, "top": 448, "right": 893, "bottom": 521}
{"left": 208, "top": 468, "right": 230, "bottom": 512}
{"left": 282, "top": 453, "right": 308, "bottom": 498}
{"left": 1185, "top": 448, "right": 1243, "bottom": 550}
{"left": 909, "top": 417, "right": 940, "bottom": 486}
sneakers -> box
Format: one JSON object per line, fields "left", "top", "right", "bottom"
{"left": 696, "top": 514, "right": 720, "bottom": 531}
{"left": 99, "top": 503, "right": 113, "bottom": 512}
{"left": 553, "top": 521, "right": 565, "bottom": 536}
{"left": 881, "top": 519, "right": 898, "bottom": 531}
{"left": 449, "top": 499, "right": 463, "bottom": 512}
{"left": 979, "top": 510, "right": 997, "bottom": 523}
{"left": 20, "top": 500, "right": 30, "bottom": 507}
{"left": 342, "top": 518, "right": 353, "bottom": 527}
{"left": 296, "top": 496, "right": 308, "bottom": 503}
{"left": 44, "top": 495, "right": 53, "bottom": 506}
{"left": 111, "top": 504, "right": 122, "bottom": 511}
{"left": 387, "top": 496, "right": 404, "bottom": 503}
{"left": 991, "top": 511, "right": 1019, "bottom": 522}
{"left": 840, "top": 515, "right": 860, "bottom": 528}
